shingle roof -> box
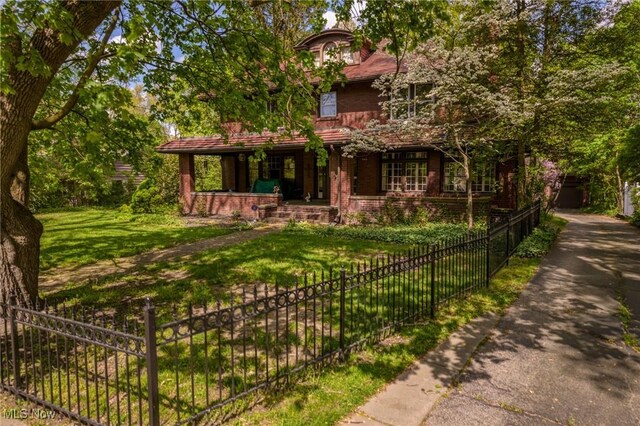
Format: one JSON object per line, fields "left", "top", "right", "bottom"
{"left": 340, "top": 49, "right": 403, "bottom": 82}
{"left": 156, "top": 127, "right": 352, "bottom": 154}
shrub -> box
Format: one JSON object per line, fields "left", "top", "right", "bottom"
{"left": 380, "top": 200, "right": 405, "bottom": 225}
{"left": 130, "top": 179, "right": 163, "bottom": 213}
{"left": 284, "top": 222, "right": 471, "bottom": 245}
{"left": 353, "top": 212, "right": 372, "bottom": 226}
{"left": 118, "top": 204, "right": 134, "bottom": 215}
{"left": 409, "top": 206, "right": 430, "bottom": 226}
{"left": 514, "top": 222, "right": 561, "bottom": 258}
{"left": 194, "top": 197, "right": 209, "bottom": 217}
{"left": 630, "top": 210, "right": 640, "bottom": 227}
{"left": 231, "top": 210, "right": 242, "bottom": 222}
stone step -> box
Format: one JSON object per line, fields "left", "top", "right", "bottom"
{"left": 278, "top": 205, "right": 337, "bottom": 213}
{"left": 272, "top": 211, "right": 321, "bottom": 220}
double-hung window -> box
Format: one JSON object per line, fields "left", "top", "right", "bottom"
{"left": 320, "top": 92, "right": 337, "bottom": 117}
{"left": 381, "top": 151, "right": 428, "bottom": 192}
{"left": 443, "top": 161, "right": 495, "bottom": 193}
{"left": 390, "top": 84, "right": 434, "bottom": 119}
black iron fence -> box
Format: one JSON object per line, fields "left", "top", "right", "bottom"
{"left": 0, "top": 201, "right": 541, "bottom": 425}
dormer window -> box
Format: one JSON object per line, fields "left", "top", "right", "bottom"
{"left": 341, "top": 46, "right": 354, "bottom": 64}
{"left": 323, "top": 42, "right": 339, "bottom": 63}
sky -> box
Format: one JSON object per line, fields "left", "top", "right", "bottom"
{"left": 323, "top": 10, "right": 338, "bottom": 29}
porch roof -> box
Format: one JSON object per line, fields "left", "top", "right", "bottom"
{"left": 156, "top": 128, "right": 352, "bottom": 154}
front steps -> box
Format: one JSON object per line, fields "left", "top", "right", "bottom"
{"left": 264, "top": 204, "right": 338, "bottom": 224}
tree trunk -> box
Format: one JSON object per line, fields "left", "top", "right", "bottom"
{"left": 517, "top": 137, "right": 527, "bottom": 209}
{"left": 463, "top": 155, "right": 474, "bottom": 229}
{"left": 0, "top": 0, "right": 120, "bottom": 307}
{"left": 515, "top": 0, "right": 528, "bottom": 210}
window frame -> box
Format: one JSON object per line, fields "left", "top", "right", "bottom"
{"left": 443, "top": 161, "right": 496, "bottom": 193}
{"left": 319, "top": 91, "right": 337, "bottom": 117}
{"left": 390, "top": 83, "right": 434, "bottom": 120}
{"left": 380, "top": 151, "right": 429, "bottom": 192}
{"left": 340, "top": 46, "right": 354, "bottom": 65}
{"left": 322, "top": 42, "right": 339, "bottom": 63}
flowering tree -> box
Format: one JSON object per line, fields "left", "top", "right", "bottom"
{"left": 346, "top": 3, "right": 509, "bottom": 228}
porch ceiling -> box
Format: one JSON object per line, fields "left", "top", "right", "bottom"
{"left": 156, "top": 128, "right": 352, "bottom": 154}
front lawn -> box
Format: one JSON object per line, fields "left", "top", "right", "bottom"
{"left": 27, "top": 212, "right": 565, "bottom": 426}
{"left": 43, "top": 232, "right": 414, "bottom": 314}
{"left": 37, "top": 208, "right": 233, "bottom": 271}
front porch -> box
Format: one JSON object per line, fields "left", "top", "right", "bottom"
{"left": 158, "top": 131, "right": 518, "bottom": 224}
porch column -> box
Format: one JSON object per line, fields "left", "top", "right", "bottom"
{"left": 427, "top": 152, "right": 442, "bottom": 196}
{"left": 330, "top": 150, "right": 353, "bottom": 219}
{"left": 179, "top": 153, "right": 195, "bottom": 212}
{"left": 221, "top": 155, "right": 236, "bottom": 190}
{"left": 303, "top": 151, "right": 315, "bottom": 197}
{"left": 496, "top": 159, "right": 517, "bottom": 209}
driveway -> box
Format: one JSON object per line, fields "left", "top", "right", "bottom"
{"left": 425, "top": 211, "right": 640, "bottom": 425}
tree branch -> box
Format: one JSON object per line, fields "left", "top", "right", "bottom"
{"left": 31, "top": 10, "right": 119, "bottom": 131}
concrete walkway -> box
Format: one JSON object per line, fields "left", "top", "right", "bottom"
{"left": 39, "top": 225, "right": 280, "bottom": 290}
{"left": 341, "top": 212, "right": 640, "bottom": 426}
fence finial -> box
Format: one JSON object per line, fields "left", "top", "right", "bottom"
{"left": 144, "top": 297, "right": 154, "bottom": 310}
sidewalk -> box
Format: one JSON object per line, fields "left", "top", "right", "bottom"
{"left": 341, "top": 212, "right": 640, "bottom": 425}
{"left": 340, "top": 313, "right": 501, "bottom": 426}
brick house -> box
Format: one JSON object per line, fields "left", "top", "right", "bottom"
{"left": 156, "top": 28, "right": 517, "bottom": 223}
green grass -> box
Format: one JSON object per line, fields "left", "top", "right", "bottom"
{"left": 231, "top": 256, "right": 547, "bottom": 425}
{"left": 227, "top": 216, "right": 567, "bottom": 425}
{"left": 26, "top": 211, "right": 568, "bottom": 426}
{"left": 43, "top": 232, "right": 413, "bottom": 315}
{"left": 37, "top": 207, "right": 233, "bottom": 271}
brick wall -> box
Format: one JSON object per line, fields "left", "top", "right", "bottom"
{"left": 183, "top": 192, "right": 282, "bottom": 218}
{"left": 303, "top": 151, "right": 315, "bottom": 196}
{"left": 427, "top": 152, "right": 442, "bottom": 196}
{"left": 313, "top": 81, "right": 383, "bottom": 130}
{"left": 346, "top": 195, "right": 492, "bottom": 223}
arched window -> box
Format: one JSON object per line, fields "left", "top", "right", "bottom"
{"left": 323, "top": 42, "right": 339, "bottom": 63}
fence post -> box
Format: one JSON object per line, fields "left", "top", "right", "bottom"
{"left": 8, "top": 295, "right": 21, "bottom": 392}
{"left": 339, "top": 268, "right": 346, "bottom": 355}
{"left": 505, "top": 216, "right": 511, "bottom": 266}
{"left": 143, "top": 298, "right": 160, "bottom": 426}
{"left": 430, "top": 245, "right": 436, "bottom": 319}
{"left": 486, "top": 228, "right": 491, "bottom": 287}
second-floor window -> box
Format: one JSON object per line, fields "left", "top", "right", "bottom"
{"left": 390, "top": 83, "right": 434, "bottom": 119}
{"left": 320, "top": 92, "right": 337, "bottom": 117}
{"left": 381, "top": 151, "right": 428, "bottom": 191}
